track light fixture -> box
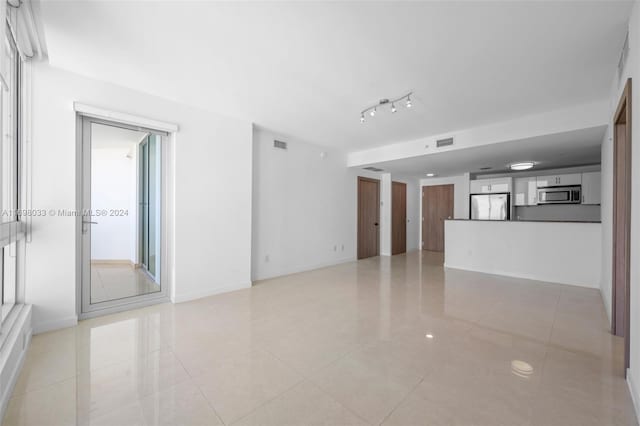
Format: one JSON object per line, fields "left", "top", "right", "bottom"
{"left": 360, "top": 92, "right": 413, "bottom": 123}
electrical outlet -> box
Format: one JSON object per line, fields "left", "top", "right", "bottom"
{"left": 264, "top": 255, "right": 270, "bottom": 262}
{"left": 333, "top": 245, "right": 337, "bottom": 252}
{"left": 341, "top": 244, "right": 344, "bottom": 251}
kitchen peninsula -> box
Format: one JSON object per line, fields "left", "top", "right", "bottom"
{"left": 442, "top": 166, "right": 602, "bottom": 289}
{"left": 444, "top": 219, "right": 601, "bottom": 288}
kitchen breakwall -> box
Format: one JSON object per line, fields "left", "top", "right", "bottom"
{"left": 514, "top": 204, "right": 601, "bottom": 222}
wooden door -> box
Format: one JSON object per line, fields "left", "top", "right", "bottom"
{"left": 357, "top": 177, "right": 380, "bottom": 259}
{"left": 612, "top": 78, "right": 631, "bottom": 371}
{"left": 391, "top": 181, "right": 407, "bottom": 255}
{"left": 422, "top": 184, "right": 454, "bottom": 252}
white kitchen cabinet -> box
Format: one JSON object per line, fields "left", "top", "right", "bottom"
{"left": 581, "top": 171, "right": 601, "bottom": 205}
{"left": 514, "top": 177, "right": 538, "bottom": 206}
{"left": 536, "top": 173, "right": 582, "bottom": 188}
{"left": 469, "top": 178, "right": 512, "bottom": 194}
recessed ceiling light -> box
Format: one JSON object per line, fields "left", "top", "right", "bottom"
{"left": 510, "top": 162, "right": 535, "bottom": 171}
{"left": 425, "top": 333, "right": 434, "bottom": 339}
{"left": 511, "top": 360, "right": 534, "bottom": 379}
{"left": 426, "top": 173, "right": 436, "bottom": 177}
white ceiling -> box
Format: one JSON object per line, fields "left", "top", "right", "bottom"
{"left": 38, "top": 1, "right": 631, "bottom": 150}
{"left": 366, "top": 126, "right": 605, "bottom": 178}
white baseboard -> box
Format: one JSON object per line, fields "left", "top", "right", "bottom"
{"left": 628, "top": 369, "right": 640, "bottom": 424}
{"left": 172, "top": 281, "right": 252, "bottom": 304}
{"left": 32, "top": 315, "right": 78, "bottom": 335}
{"left": 443, "top": 263, "right": 599, "bottom": 289}
{"left": 252, "top": 257, "right": 355, "bottom": 282}
{"left": 0, "top": 305, "right": 32, "bottom": 423}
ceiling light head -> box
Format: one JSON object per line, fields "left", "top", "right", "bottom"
{"left": 391, "top": 103, "right": 397, "bottom": 113}
{"left": 360, "top": 114, "right": 365, "bottom": 123}
{"left": 426, "top": 173, "right": 436, "bottom": 177}
{"left": 510, "top": 162, "right": 535, "bottom": 171}
{"left": 406, "top": 95, "right": 412, "bottom": 108}
{"left": 370, "top": 108, "right": 376, "bottom": 117}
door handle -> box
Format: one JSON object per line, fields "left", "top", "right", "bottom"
{"left": 81, "top": 220, "right": 98, "bottom": 235}
{"left": 374, "top": 222, "right": 379, "bottom": 226}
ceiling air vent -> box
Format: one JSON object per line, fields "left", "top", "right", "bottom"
{"left": 363, "top": 166, "right": 384, "bottom": 172}
{"left": 436, "top": 137, "right": 454, "bottom": 148}
{"left": 273, "top": 140, "right": 287, "bottom": 150}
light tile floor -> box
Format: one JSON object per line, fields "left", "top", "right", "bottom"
{"left": 91, "top": 263, "right": 160, "bottom": 304}
{"left": 4, "top": 251, "right": 637, "bottom": 425}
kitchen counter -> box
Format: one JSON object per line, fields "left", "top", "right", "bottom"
{"left": 444, "top": 220, "right": 601, "bottom": 288}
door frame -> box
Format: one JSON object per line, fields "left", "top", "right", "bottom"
{"left": 137, "top": 134, "right": 163, "bottom": 283}
{"left": 75, "top": 111, "right": 174, "bottom": 319}
{"left": 391, "top": 181, "right": 407, "bottom": 255}
{"left": 612, "top": 78, "right": 631, "bottom": 370}
{"left": 357, "top": 176, "right": 380, "bottom": 259}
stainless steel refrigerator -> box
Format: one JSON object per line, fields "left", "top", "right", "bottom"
{"left": 470, "top": 193, "right": 510, "bottom": 220}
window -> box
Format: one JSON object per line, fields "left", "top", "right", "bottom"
{"left": 0, "top": 25, "right": 21, "bottom": 323}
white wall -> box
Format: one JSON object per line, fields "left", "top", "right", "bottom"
{"left": 600, "top": 2, "right": 640, "bottom": 416}
{"left": 601, "top": 2, "right": 640, "bottom": 414}
{"left": 28, "top": 62, "right": 253, "bottom": 332}
{"left": 380, "top": 173, "right": 392, "bottom": 256}
{"left": 251, "top": 127, "right": 423, "bottom": 281}
{"left": 252, "top": 127, "right": 359, "bottom": 281}
{"left": 90, "top": 146, "right": 136, "bottom": 262}
{"left": 601, "top": 125, "right": 614, "bottom": 324}
{"left": 445, "top": 220, "right": 602, "bottom": 288}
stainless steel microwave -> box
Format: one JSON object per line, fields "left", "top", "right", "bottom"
{"left": 537, "top": 185, "right": 581, "bottom": 204}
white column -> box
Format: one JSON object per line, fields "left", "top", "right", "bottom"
{"left": 380, "top": 173, "right": 392, "bottom": 256}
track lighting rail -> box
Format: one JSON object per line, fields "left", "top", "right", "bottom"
{"left": 360, "top": 92, "right": 413, "bottom": 123}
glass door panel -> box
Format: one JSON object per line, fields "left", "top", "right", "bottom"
{"left": 81, "top": 118, "right": 166, "bottom": 316}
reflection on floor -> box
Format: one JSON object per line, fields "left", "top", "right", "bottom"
{"left": 90, "top": 262, "right": 160, "bottom": 304}
{"left": 5, "top": 251, "right": 637, "bottom": 426}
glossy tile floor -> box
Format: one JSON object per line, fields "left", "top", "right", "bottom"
{"left": 4, "top": 251, "right": 637, "bottom": 426}
{"left": 90, "top": 262, "right": 160, "bottom": 304}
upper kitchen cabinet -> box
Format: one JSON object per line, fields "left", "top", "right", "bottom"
{"left": 514, "top": 177, "right": 538, "bottom": 206}
{"left": 536, "top": 173, "right": 582, "bottom": 188}
{"left": 469, "top": 177, "right": 512, "bottom": 194}
{"left": 581, "top": 171, "right": 601, "bottom": 205}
